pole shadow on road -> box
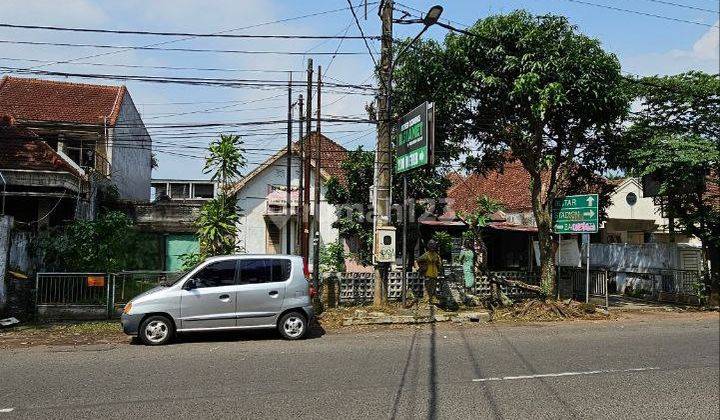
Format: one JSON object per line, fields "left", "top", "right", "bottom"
{"left": 489, "top": 324, "right": 578, "bottom": 417}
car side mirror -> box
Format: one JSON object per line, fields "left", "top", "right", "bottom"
{"left": 183, "top": 278, "right": 197, "bottom": 290}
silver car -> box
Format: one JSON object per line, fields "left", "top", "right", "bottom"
{"left": 121, "top": 255, "right": 315, "bottom": 345}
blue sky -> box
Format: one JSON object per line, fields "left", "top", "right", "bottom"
{"left": 0, "top": 0, "right": 717, "bottom": 180}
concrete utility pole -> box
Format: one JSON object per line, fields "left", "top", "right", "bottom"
{"left": 296, "top": 94, "right": 304, "bottom": 256}
{"left": 286, "top": 72, "right": 293, "bottom": 254}
{"left": 312, "top": 66, "right": 322, "bottom": 288}
{"left": 302, "top": 59, "right": 313, "bottom": 266}
{"left": 373, "top": 0, "right": 393, "bottom": 306}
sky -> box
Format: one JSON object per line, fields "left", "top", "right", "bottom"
{"left": 0, "top": 0, "right": 717, "bottom": 180}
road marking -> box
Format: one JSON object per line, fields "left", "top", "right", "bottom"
{"left": 472, "top": 367, "right": 659, "bottom": 382}
{"left": 0, "top": 408, "right": 14, "bottom": 413}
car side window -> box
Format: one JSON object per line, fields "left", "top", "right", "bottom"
{"left": 240, "top": 259, "right": 291, "bottom": 284}
{"left": 192, "top": 260, "right": 237, "bottom": 288}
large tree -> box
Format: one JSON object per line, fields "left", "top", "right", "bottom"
{"left": 393, "top": 11, "right": 629, "bottom": 294}
{"left": 619, "top": 72, "right": 720, "bottom": 297}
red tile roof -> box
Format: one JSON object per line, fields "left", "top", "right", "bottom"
{"left": 0, "top": 115, "right": 82, "bottom": 177}
{"left": 0, "top": 76, "right": 126, "bottom": 125}
{"left": 298, "top": 132, "right": 348, "bottom": 184}
{"left": 448, "top": 161, "right": 540, "bottom": 214}
{"left": 231, "top": 132, "right": 348, "bottom": 194}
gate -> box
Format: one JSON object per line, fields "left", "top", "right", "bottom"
{"left": 569, "top": 268, "right": 609, "bottom": 307}
{"left": 35, "top": 273, "right": 111, "bottom": 321}
{"left": 34, "top": 271, "right": 180, "bottom": 321}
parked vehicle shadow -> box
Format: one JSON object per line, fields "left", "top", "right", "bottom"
{"left": 129, "top": 323, "right": 326, "bottom": 345}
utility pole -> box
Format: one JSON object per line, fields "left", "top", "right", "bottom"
{"left": 286, "top": 72, "right": 293, "bottom": 254}
{"left": 373, "top": 0, "right": 393, "bottom": 306}
{"left": 302, "top": 59, "right": 313, "bottom": 267}
{"left": 312, "top": 65, "right": 322, "bottom": 288}
{"left": 296, "top": 94, "right": 304, "bottom": 256}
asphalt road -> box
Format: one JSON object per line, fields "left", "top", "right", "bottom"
{"left": 1, "top": 315, "right": 718, "bottom": 419}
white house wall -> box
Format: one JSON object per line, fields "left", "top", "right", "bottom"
{"left": 108, "top": 92, "right": 152, "bottom": 202}
{"left": 606, "top": 179, "right": 665, "bottom": 228}
{"left": 236, "top": 154, "right": 339, "bottom": 257}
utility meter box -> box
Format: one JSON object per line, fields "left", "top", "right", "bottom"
{"left": 374, "top": 226, "right": 396, "bottom": 263}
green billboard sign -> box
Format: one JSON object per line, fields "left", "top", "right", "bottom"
{"left": 394, "top": 102, "right": 434, "bottom": 174}
{"left": 552, "top": 194, "right": 599, "bottom": 234}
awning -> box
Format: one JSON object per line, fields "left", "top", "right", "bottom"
{"left": 487, "top": 222, "right": 538, "bottom": 233}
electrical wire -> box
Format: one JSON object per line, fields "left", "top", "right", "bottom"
{"left": 347, "top": 0, "right": 379, "bottom": 68}
{"left": 0, "top": 22, "right": 381, "bottom": 39}
{"left": 0, "top": 39, "right": 371, "bottom": 55}
{"left": 561, "top": 0, "right": 717, "bottom": 27}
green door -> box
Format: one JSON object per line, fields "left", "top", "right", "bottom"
{"left": 165, "top": 234, "right": 199, "bottom": 271}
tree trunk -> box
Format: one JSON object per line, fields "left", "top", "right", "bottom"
{"left": 530, "top": 175, "right": 555, "bottom": 296}
{"left": 708, "top": 242, "right": 720, "bottom": 305}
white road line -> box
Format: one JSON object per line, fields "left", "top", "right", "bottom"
{"left": 0, "top": 408, "right": 14, "bottom": 413}
{"left": 472, "top": 367, "right": 659, "bottom": 382}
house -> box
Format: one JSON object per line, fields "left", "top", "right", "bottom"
{"left": 0, "top": 115, "right": 92, "bottom": 226}
{"left": 447, "top": 161, "right": 539, "bottom": 271}
{"left": 0, "top": 76, "right": 152, "bottom": 202}
{"left": 134, "top": 179, "right": 219, "bottom": 271}
{"left": 605, "top": 177, "right": 699, "bottom": 245}
{"left": 230, "top": 133, "right": 345, "bottom": 261}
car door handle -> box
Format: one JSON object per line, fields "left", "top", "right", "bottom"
{"left": 268, "top": 291, "right": 279, "bottom": 296}
{"left": 219, "top": 294, "right": 230, "bottom": 300}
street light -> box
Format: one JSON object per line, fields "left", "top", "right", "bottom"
{"left": 423, "top": 5, "right": 444, "bottom": 27}
{"left": 394, "top": 5, "right": 444, "bottom": 63}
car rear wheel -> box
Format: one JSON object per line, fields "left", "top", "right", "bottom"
{"left": 139, "top": 315, "right": 174, "bottom": 346}
{"left": 278, "top": 311, "right": 307, "bottom": 340}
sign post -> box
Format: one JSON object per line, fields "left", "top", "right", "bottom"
{"left": 394, "top": 102, "right": 434, "bottom": 304}
{"left": 553, "top": 194, "right": 599, "bottom": 302}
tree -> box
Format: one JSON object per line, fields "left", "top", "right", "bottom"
{"left": 461, "top": 195, "right": 503, "bottom": 274}
{"left": 620, "top": 72, "right": 720, "bottom": 296}
{"left": 192, "top": 134, "right": 246, "bottom": 261}
{"left": 393, "top": 11, "right": 629, "bottom": 295}
{"left": 326, "top": 147, "right": 375, "bottom": 265}
{"left": 38, "top": 211, "right": 158, "bottom": 272}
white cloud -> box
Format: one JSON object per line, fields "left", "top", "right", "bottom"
{"left": 622, "top": 21, "right": 719, "bottom": 76}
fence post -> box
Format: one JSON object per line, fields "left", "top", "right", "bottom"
{"left": 34, "top": 272, "right": 39, "bottom": 323}
{"left": 106, "top": 273, "right": 112, "bottom": 319}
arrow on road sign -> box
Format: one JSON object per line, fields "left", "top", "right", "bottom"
{"left": 586, "top": 196, "right": 595, "bottom": 206}
{"left": 583, "top": 210, "right": 595, "bottom": 218}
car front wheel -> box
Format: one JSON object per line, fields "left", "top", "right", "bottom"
{"left": 278, "top": 311, "right": 307, "bottom": 340}
{"left": 139, "top": 315, "right": 174, "bottom": 346}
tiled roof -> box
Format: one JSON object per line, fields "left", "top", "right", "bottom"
{"left": 297, "top": 132, "right": 348, "bottom": 184}
{"left": 0, "top": 116, "right": 83, "bottom": 177}
{"left": 231, "top": 132, "right": 348, "bottom": 194}
{"left": 0, "top": 76, "right": 126, "bottom": 125}
{"left": 448, "top": 161, "right": 540, "bottom": 214}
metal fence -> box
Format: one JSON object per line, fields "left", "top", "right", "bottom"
{"left": 337, "top": 268, "right": 539, "bottom": 304}
{"left": 35, "top": 271, "right": 180, "bottom": 321}
{"left": 608, "top": 269, "right": 702, "bottom": 300}
{"left": 568, "top": 268, "right": 609, "bottom": 306}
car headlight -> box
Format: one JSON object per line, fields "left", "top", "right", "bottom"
{"left": 123, "top": 302, "right": 132, "bottom": 314}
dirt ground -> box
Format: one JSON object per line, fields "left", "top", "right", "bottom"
{"left": 1, "top": 306, "right": 717, "bottom": 350}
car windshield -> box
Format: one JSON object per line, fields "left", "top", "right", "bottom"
{"left": 161, "top": 263, "right": 201, "bottom": 287}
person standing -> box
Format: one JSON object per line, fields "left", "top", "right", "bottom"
{"left": 416, "top": 240, "right": 442, "bottom": 303}
{"left": 458, "top": 240, "right": 476, "bottom": 293}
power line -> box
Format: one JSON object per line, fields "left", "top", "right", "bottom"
{"left": 562, "top": 0, "right": 718, "bottom": 27}
{"left": 347, "top": 0, "right": 379, "bottom": 68}
{"left": 0, "top": 22, "right": 382, "bottom": 39}
{"left": 0, "top": 56, "right": 303, "bottom": 74}
{"left": 639, "top": 0, "right": 718, "bottom": 14}
{"left": 0, "top": 39, "right": 371, "bottom": 55}
{"left": 0, "top": 67, "right": 376, "bottom": 93}
{"left": 24, "top": 1, "right": 381, "bottom": 70}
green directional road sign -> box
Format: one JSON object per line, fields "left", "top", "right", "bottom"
{"left": 552, "top": 194, "right": 599, "bottom": 234}
{"left": 394, "top": 102, "right": 434, "bottom": 174}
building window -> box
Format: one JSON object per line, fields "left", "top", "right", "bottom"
{"left": 193, "top": 183, "right": 214, "bottom": 199}
{"left": 266, "top": 223, "right": 281, "bottom": 253}
{"left": 170, "top": 183, "right": 190, "bottom": 199}
{"left": 626, "top": 192, "right": 638, "bottom": 206}
{"left": 152, "top": 183, "right": 168, "bottom": 198}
